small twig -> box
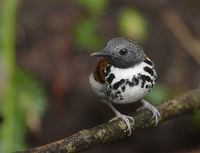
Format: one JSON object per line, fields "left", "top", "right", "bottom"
{"left": 17, "top": 88, "right": 200, "bottom": 153}
{"left": 162, "top": 9, "right": 200, "bottom": 65}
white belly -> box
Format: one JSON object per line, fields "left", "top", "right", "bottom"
{"left": 89, "top": 60, "right": 156, "bottom": 104}
{"left": 107, "top": 61, "right": 156, "bottom": 104}
{"left": 113, "top": 84, "right": 149, "bottom": 104}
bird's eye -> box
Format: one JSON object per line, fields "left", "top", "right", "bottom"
{"left": 119, "top": 48, "right": 128, "bottom": 56}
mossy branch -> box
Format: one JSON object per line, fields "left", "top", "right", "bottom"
{"left": 17, "top": 88, "right": 200, "bottom": 153}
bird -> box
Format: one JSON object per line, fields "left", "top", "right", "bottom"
{"left": 89, "top": 37, "right": 160, "bottom": 135}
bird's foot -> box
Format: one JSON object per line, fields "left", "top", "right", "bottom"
{"left": 138, "top": 100, "right": 161, "bottom": 126}
{"left": 110, "top": 113, "right": 135, "bottom": 136}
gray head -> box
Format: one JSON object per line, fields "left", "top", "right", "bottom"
{"left": 91, "top": 37, "right": 146, "bottom": 68}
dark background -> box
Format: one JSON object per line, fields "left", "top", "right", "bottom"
{"left": 1, "top": 0, "right": 200, "bottom": 152}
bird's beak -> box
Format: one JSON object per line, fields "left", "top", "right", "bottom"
{"left": 91, "top": 48, "right": 110, "bottom": 57}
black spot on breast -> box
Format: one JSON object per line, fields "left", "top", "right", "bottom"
{"left": 121, "top": 86, "right": 125, "bottom": 92}
{"left": 145, "top": 85, "right": 149, "bottom": 89}
{"left": 144, "top": 58, "right": 153, "bottom": 66}
{"left": 140, "top": 75, "right": 152, "bottom": 88}
{"left": 144, "top": 66, "right": 154, "bottom": 76}
{"left": 117, "top": 91, "right": 121, "bottom": 94}
{"left": 125, "top": 76, "right": 139, "bottom": 88}
{"left": 111, "top": 93, "right": 115, "bottom": 99}
{"left": 140, "top": 75, "right": 152, "bottom": 82}
{"left": 133, "top": 77, "right": 139, "bottom": 85}
{"left": 113, "top": 79, "right": 125, "bottom": 90}
{"left": 120, "top": 97, "right": 123, "bottom": 100}
{"left": 106, "top": 73, "right": 115, "bottom": 84}
{"left": 127, "top": 81, "right": 134, "bottom": 87}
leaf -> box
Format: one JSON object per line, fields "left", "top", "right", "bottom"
{"left": 79, "top": 0, "right": 108, "bottom": 15}
{"left": 74, "top": 19, "right": 103, "bottom": 51}
{"left": 15, "top": 69, "right": 47, "bottom": 133}
{"left": 146, "top": 84, "right": 169, "bottom": 105}
{"left": 0, "top": 69, "right": 47, "bottom": 152}
{"left": 118, "top": 8, "right": 149, "bottom": 41}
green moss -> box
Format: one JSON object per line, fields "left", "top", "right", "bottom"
{"left": 96, "top": 129, "right": 106, "bottom": 139}
{"left": 65, "top": 142, "right": 76, "bottom": 153}
{"left": 79, "top": 129, "right": 91, "bottom": 136}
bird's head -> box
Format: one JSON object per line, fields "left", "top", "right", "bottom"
{"left": 91, "top": 37, "right": 146, "bottom": 68}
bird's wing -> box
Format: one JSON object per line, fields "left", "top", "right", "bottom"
{"left": 93, "top": 58, "right": 108, "bottom": 84}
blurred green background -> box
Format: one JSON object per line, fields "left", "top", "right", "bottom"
{"left": 0, "top": 0, "right": 200, "bottom": 153}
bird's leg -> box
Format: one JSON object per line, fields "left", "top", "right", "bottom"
{"left": 138, "top": 99, "right": 161, "bottom": 125}
{"left": 103, "top": 101, "right": 134, "bottom": 136}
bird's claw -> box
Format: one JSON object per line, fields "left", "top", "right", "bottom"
{"left": 110, "top": 114, "right": 135, "bottom": 136}
{"left": 151, "top": 107, "right": 160, "bottom": 126}
{"left": 137, "top": 101, "right": 161, "bottom": 126}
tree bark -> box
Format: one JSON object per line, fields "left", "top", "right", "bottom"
{"left": 17, "top": 88, "right": 200, "bottom": 153}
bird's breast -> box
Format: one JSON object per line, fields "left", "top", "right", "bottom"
{"left": 105, "top": 59, "right": 157, "bottom": 104}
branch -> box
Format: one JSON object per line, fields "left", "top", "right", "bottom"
{"left": 17, "top": 88, "right": 200, "bottom": 153}
{"left": 162, "top": 9, "right": 200, "bottom": 65}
